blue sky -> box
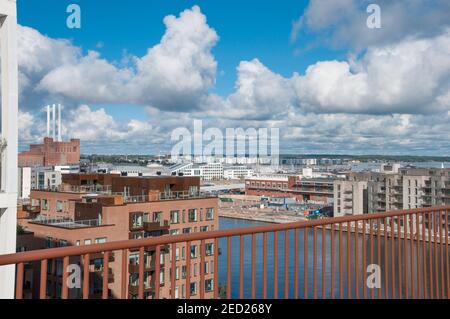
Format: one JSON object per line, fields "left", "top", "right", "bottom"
{"left": 20, "top": 0, "right": 343, "bottom": 96}
{"left": 16, "top": 1, "right": 450, "bottom": 155}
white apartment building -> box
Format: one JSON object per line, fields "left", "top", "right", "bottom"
{"left": 18, "top": 167, "right": 31, "bottom": 199}
{"left": 169, "top": 162, "right": 224, "bottom": 181}
{"left": 334, "top": 180, "right": 368, "bottom": 217}
{"left": 30, "top": 167, "right": 62, "bottom": 191}
{"left": 223, "top": 166, "right": 254, "bottom": 180}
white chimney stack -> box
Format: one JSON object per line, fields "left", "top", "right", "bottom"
{"left": 46, "top": 105, "right": 50, "bottom": 137}
{"left": 52, "top": 104, "right": 56, "bottom": 140}
{"left": 57, "top": 104, "right": 62, "bottom": 142}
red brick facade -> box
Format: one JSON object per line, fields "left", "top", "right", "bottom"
{"left": 19, "top": 137, "right": 80, "bottom": 167}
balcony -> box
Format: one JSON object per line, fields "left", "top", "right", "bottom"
{"left": 144, "top": 220, "right": 170, "bottom": 232}
{"left": 129, "top": 261, "right": 155, "bottom": 273}
{"left": 2, "top": 205, "right": 450, "bottom": 299}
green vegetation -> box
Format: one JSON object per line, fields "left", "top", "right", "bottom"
{"left": 218, "top": 284, "right": 227, "bottom": 299}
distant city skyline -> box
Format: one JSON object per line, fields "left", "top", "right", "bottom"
{"left": 17, "top": 1, "right": 450, "bottom": 155}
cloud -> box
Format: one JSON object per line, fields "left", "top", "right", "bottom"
{"left": 293, "top": 31, "right": 450, "bottom": 114}
{"left": 15, "top": 4, "right": 450, "bottom": 155}
{"left": 291, "top": 0, "right": 450, "bottom": 50}
{"left": 20, "top": 5, "right": 218, "bottom": 112}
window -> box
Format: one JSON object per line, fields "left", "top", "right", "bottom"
{"left": 59, "top": 240, "right": 68, "bottom": 247}
{"left": 41, "top": 199, "right": 49, "bottom": 211}
{"left": 84, "top": 239, "right": 92, "bottom": 245}
{"left": 191, "top": 245, "right": 198, "bottom": 258}
{"left": 206, "top": 208, "right": 214, "bottom": 220}
{"left": 188, "top": 209, "right": 198, "bottom": 222}
{"left": 183, "top": 228, "right": 191, "bottom": 234}
{"left": 200, "top": 226, "right": 209, "bottom": 232}
{"left": 95, "top": 237, "right": 106, "bottom": 244}
{"left": 170, "top": 211, "right": 180, "bottom": 224}
{"left": 189, "top": 186, "right": 199, "bottom": 195}
{"left": 75, "top": 240, "right": 80, "bottom": 246}
{"left": 170, "top": 229, "right": 180, "bottom": 235}
{"left": 131, "top": 213, "right": 143, "bottom": 229}
{"left": 56, "top": 200, "right": 63, "bottom": 213}
{"left": 205, "top": 243, "right": 214, "bottom": 256}
{"left": 153, "top": 212, "right": 163, "bottom": 223}
{"left": 205, "top": 279, "right": 214, "bottom": 292}
{"left": 46, "top": 237, "right": 54, "bottom": 248}
{"left": 190, "top": 282, "right": 197, "bottom": 296}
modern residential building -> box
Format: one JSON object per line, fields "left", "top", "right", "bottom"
{"left": 333, "top": 180, "right": 368, "bottom": 217}
{"left": 19, "top": 137, "right": 80, "bottom": 167}
{"left": 169, "top": 162, "right": 224, "bottom": 181}
{"left": 17, "top": 174, "right": 219, "bottom": 299}
{"left": 31, "top": 167, "right": 62, "bottom": 192}
{"left": 334, "top": 167, "right": 450, "bottom": 216}
{"left": 245, "top": 175, "right": 334, "bottom": 204}
{"left": 223, "top": 166, "right": 254, "bottom": 180}
{"left": 18, "top": 167, "right": 64, "bottom": 199}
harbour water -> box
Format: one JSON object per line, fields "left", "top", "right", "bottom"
{"left": 217, "top": 217, "right": 449, "bottom": 299}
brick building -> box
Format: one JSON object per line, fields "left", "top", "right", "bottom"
{"left": 19, "top": 137, "right": 80, "bottom": 167}
{"left": 245, "top": 176, "right": 334, "bottom": 204}
{"left": 17, "top": 175, "right": 218, "bottom": 299}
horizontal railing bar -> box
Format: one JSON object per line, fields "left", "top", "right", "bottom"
{"left": 1, "top": 205, "right": 449, "bottom": 266}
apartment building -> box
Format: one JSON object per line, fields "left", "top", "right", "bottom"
{"left": 245, "top": 176, "right": 334, "bottom": 204}
{"left": 169, "top": 162, "right": 224, "bottom": 181}
{"left": 334, "top": 168, "right": 450, "bottom": 215}
{"left": 334, "top": 180, "right": 368, "bottom": 217}
{"left": 17, "top": 175, "right": 218, "bottom": 299}
{"left": 223, "top": 165, "right": 254, "bottom": 180}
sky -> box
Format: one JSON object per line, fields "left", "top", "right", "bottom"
{"left": 16, "top": 0, "right": 450, "bottom": 155}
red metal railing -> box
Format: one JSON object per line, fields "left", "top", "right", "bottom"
{"left": 1, "top": 206, "right": 449, "bottom": 299}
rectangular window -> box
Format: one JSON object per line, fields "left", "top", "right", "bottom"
{"left": 206, "top": 208, "right": 214, "bottom": 220}
{"left": 190, "top": 282, "right": 197, "bottom": 296}
{"left": 205, "top": 279, "right": 214, "bottom": 292}
{"left": 191, "top": 245, "right": 198, "bottom": 258}
{"left": 170, "top": 210, "right": 180, "bottom": 224}
{"left": 188, "top": 209, "right": 198, "bottom": 222}
{"left": 131, "top": 213, "right": 143, "bottom": 229}
{"left": 56, "top": 200, "right": 63, "bottom": 213}
{"left": 95, "top": 237, "right": 106, "bottom": 244}
{"left": 41, "top": 199, "right": 49, "bottom": 211}
{"left": 205, "top": 243, "right": 214, "bottom": 256}
{"left": 46, "top": 237, "right": 53, "bottom": 248}
{"left": 84, "top": 239, "right": 92, "bottom": 245}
